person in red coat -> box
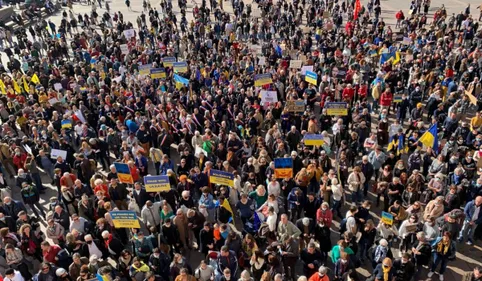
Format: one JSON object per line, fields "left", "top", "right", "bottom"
{"left": 380, "top": 89, "right": 393, "bottom": 114}
{"left": 342, "top": 84, "right": 355, "bottom": 106}
{"left": 12, "top": 148, "right": 27, "bottom": 172}
{"left": 395, "top": 10, "right": 405, "bottom": 28}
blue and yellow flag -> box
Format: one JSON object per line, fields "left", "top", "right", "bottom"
{"left": 220, "top": 198, "right": 234, "bottom": 223}
{"left": 0, "top": 80, "right": 6, "bottom": 95}
{"left": 387, "top": 134, "right": 408, "bottom": 156}
{"left": 418, "top": 124, "right": 439, "bottom": 153}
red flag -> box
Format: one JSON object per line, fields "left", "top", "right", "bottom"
{"left": 354, "top": 0, "right": 361, "bottom": 20}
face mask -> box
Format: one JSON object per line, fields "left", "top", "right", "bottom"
{"left": 177, "top": 260, "right": 183, "bottom": 265}
{"left": 97, "top": 196, "right": 103, "bottom": 200}
{"left": 5, "top": 202, "right": 10, "bottom": 206}
{"left": 322, "top": 207, "right": 328, "bottom": 211}
{"left": 0, "top": 217, "right": 4, "bottom": 221}
{"left": 15, "top": 153, "right": 20, "bottom": 156}
{"left": 225, "top": 276, "right": 231, "bottom": 281}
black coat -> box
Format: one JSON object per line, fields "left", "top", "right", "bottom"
{"left": 133, "top": 188, "right": 150, "bottom": 207}
{"left": 393, "top": 259, "right": 416, "bottom": 281}
{"left": 412, "top": 241, "right": 431, "bottom": 266}
{"left": 0, "top": 201, "right": 27, "bottom": 220}
{"left": 0, "top": 215, "right": 17, "bottom": 232}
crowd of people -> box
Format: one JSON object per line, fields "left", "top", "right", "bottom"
{"left": 0, "top": 0, "right": 481, "bottom": 281}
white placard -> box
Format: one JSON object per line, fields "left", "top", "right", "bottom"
{"left": 51, "top": 149, "right": 67, "bottom": 160}
{"left": 260, "top": 90, "right": 278, "bottom": 104}
{"left": 54, "top": 83, "right": 63, "bottom": 91}
{"left": 113, "top": 76, "right": 122, "bottom": 83}
{"left": 258, "top": 56, "right": 266, "bottom": 66}
{"left": 290, "top": 60, "right": 302, "bottom": 69}
{"left": 123, "top": 29, "right": 136, "bottom": 40}
{"left": 23, "top": 145, "right": 33, "bottom": 155}
{"left": 49, "top": 98, "right": 59, "bottom": 105}
{"left": 120, "top": 44, "right": 129, "bottom": 55}
{"left": 195, "top": 146, "right": 208, "bottom": 158}
{"left": 301, "top": 65, "right": 313, "bottom": 75}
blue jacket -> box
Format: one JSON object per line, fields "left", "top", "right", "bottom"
{"left": 160, "top": 160, "right": 174, "bottom": 175}
{"left": 464, "top": 200, "right": 482, "bottom": 225}
{"left": 199, "top": 193, "right": 215, "bottom": 210}
{"left": 287, "top": 189, "right": 304, "bottom": 210}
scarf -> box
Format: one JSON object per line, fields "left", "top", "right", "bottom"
{"left": 436, "top": 239, "right": 450, "bottom": 255}
{"left": 383, "top": 266, "right": 391, "bottom": 281}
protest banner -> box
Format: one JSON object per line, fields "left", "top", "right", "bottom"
{"left": 150, "top": 68, "right": 167, "bottom": 79}
{"left": 54, "top": 83, "right": 63, "bottom": 91}
{"left": 301, "top": 65, "right": 313, "bottom": 75}
{"left": 210, "top": 170, "right": 234, "bottom": 187}
{"left": 285, "top": 100, "right": 305, "bottom": 112}
{"left": 123, "top": 29, "right": 135, "bottom": 40}
{"left": 254, "top": 73, "right": 273, "bottom": 87}
{"left": 305, "top": 71, "right": 318, "bottom": 85}
{"left": 162, "top": 57, "right": 176, "bottom": 67}
{"left": 50, "top": 149, "right": 67, "bottom": 160}
{"left": 402, "top": 37, "right": 412, "bottom": 45}
{"left": 139, "top": 64, "right": 152, "bottom": 75}
{"left": 290, "top": 60, "right": 302, "bottom": 69}
{"left": 114, "top": 162, "right": 134, "bottom": 184}
{"left": 274, "top": 158, "right": 293, "bottom": 179}
{"left": 110, "top": 211, "right": 140, "bottom": 228}
{"left": 325, "top": 102, "right": 348, "bottom": 116}
{"left": 120, "top": 44, "right": 129, "bottom": 55}
{"left": 258, "top": 57, "right": 266, "bottom": 66}
{"left": 173, "top": 62, "right": 188, "bottom": 73}
{"left": 393, "top": 95, "right": 402, "bottom": 103}
{"left": 381, "top": 211, "right": 394, "bottom": 225}
{"left": 260, "top": 91, "right": 278, "bottom": 104}
{"left": 144, "top": 175, "right": 171, "bottom": 192}
{"left": 304, "top": 134, "right": 324, "bottom": 146}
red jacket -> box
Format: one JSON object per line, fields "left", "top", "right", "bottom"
{"left": 380, "top": 92, "right": 393, "bottom": 106}
{"left": 358, "top": 84, "right": 368, "bottom": 98}
{"left": 396, "top": 11, "right": 404, "bottom": 20}
{"left": 13, "top": 153, "right": 27, "bottom": 170}
{"left": 43, "top": 244, "right": 61, "bottom": 264}
{"left": 342, "top": 88, "right": 355, "bottom": 101}
{"left": 60, "top": 174, "right": 77, "bottom": 188}
{"left": 316, "top": 208, "right": 333, "bottom": 228}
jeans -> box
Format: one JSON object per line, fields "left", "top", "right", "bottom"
{"left": 458, "top": 220, "right": 477, "bottom": 242}
{"left": 331, "top": 199, "right": 343, "bottom": 218}
{"left": 31, "top": 173, "right": 46, "bottom": 191}
{"left": 431, "top": 253, "right": 448, "bottom": 275}
{"left": 351, "top": 189, "right": 363, "bottom": 204}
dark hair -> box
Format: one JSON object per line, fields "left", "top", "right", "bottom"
{"left": 5, "top": 269, "right": 14, "bottom": 275}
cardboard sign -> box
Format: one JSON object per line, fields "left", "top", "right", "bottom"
{"left": 162, "top": 57, "right": 176, "bottom": 67}
{"left": 274, "top": 158, "right": 293, "bottom": 179}
{"left": 120, "top": 44, "right": 129, "bottom": 55}
{"left": 254, "top": 73, "right": 273, "bottom": 87}
{"left": 210, "top": 170, "right": 234, "bottom": 187}
{"left": 123, "top": 29, "right": 136, "bottom": 40}
{"left": 144, "top": 175, "right": 170, "bottom": 192}
{"left": 304, "top": 134, "right": 324, "bottom": 146}
{"left": 285, "top": 100, "right": 305, "bottom": 112}
{"left": 50, "top": 149, "right": 67, "bottom": 160}
{"left": 258, "top": 56, "right": 266, "bottom": 66}
{"left": 402, "top": 37, "right": 412, "bottom": 45}
{"left": 173, "top": 61, "right": 188, "bottom": 73}
{"left": 301, "top": 65, "right": 313, "bottom": 75}
{"left": 54, "top": 83, "right": 63, "bottom": 91}
{"left": 139, "top": 64, "right": 152, "bottom": 75}
{"left": 305, "top": 71, "right": 318, "bottom": 85}
{"left": 325, "top": 102, "right": 348, "bottom": 116}
{"left": 323, "top": 11, "right": 331, "bottom": 18}
{"left": 48, "top": 98, "right": 60, "bottom": 105}
{"left": 393, "top": 95, "right": 402, "bottom": 103}
{"left": 290, "top": 60, "right": 302, "bottom": 69}
{"left": 110, "top": 211, "right": 140, "bottom": 228}
{"left": 381, "top": 211, "right": 394, "bottom": 225}
{"left": 61, "top": 119, "right": 72, "bottom": 129}
{"left": 150, "top": 68, "right": 167, "bottom": 79}
{"left": 195, "top": 146, "right": 208, "bottom": 158}
{"left": 260, "top": 90, "right": 278, "bottom": 104}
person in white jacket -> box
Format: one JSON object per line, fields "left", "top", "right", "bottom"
{"left": 4, "top": 269, "right": 24, "bottom": 281}
{"left": 330, "top": 178, "right": 344, "bottom": 218}
{"left": 398, "top": 214, "right": 420, "bottom": 256}
{"left": 347, "top": 166, "right": 366, "bottom": 204}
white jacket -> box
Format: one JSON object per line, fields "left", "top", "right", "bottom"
{"left": 347, "top": 172, "right": 366, "bottom": 192}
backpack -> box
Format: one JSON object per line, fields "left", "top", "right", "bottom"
{"left": 339, "top": 216, "right": 351, "bottom": 234}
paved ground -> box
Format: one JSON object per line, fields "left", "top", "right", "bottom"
{"left": 3, "top": 0, "right": 482, "bottom": 278}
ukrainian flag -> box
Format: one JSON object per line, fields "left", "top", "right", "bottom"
{"left": 418, "top": 124, "right": 439, "bottom": 153}
{"left": 174, "top": 74, "right": 189, "bottom": 90}
{"left": 387, "top": 134, "right": 408, "bottom": 156}
{"left": 220, "top": 198, "right": 234, "bottom": 223}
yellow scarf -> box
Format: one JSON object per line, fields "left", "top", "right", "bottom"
{"left": 437, "top": 239, "right": 450, "bottom": 255}
{"left": 383, "top": 266, "right": 391, "bottom": 281}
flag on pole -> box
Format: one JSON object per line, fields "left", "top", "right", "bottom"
{"left": 220, "top": 198, "right": 234, "bottom": 223}
{"left": 22, "top": 77, "right": 29, "bottom": 92}
{"left": 0, "top": 80, "right": 6, "bottom": 95}
{"left": 418, "top": 124, "right": 439, "bottom": 153}
{"left": 354, "top": 0, "right": 361, "bottom": 20}
{"left": 31, "top": 74, "right": 40, "bottom": 84}
{"left": 12, "top": 79, "right": 21, "bottom": 94}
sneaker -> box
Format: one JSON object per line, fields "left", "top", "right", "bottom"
{"left": 440, "top": 275, "right": 444, "bottom": 281}
{"left": 428, "top": 272, "right": 434, "bottom": 278}
{"left": 466, "top": 241, "right": 473, "bottom": 246}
